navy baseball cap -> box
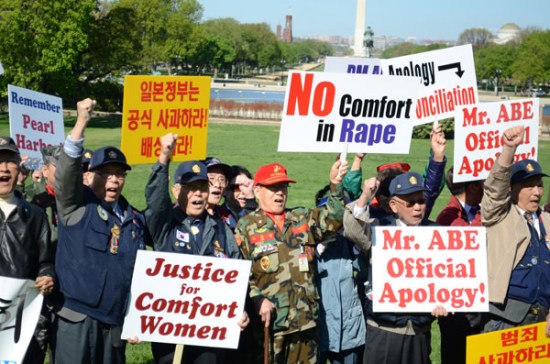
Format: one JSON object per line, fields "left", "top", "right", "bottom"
{"left": 88, "top": 146, "right": 131, "bottom": 171}
{"left": 202, "top": 157, "right": 232, "bottom": 178}
{"left": 174, "top": 161, "right": 208, "bottom": 184}
{"left": 389, "top": 172, "right": 426, "bottom": 196}
{"left": 511, "top": 159, "right": 548, "bottom": 184}
{"left": 0, "top": 137, "right": 19, "bottom": 154}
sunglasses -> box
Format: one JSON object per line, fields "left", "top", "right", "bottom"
{"left": 393, "top": 197, "right": 427, "bottom": 208}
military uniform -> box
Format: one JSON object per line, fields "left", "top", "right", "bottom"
{"left": 235, "top": 163, "right": 344, "bottom": 364}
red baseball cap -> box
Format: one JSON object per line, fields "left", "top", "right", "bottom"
{"left": 254, "top": 163, "right": 296, "bottom": 186}
{"left": 377, "top": 162, "right": 410, "bottom": 173}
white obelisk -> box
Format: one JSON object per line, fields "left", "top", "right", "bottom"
{"left": 353, "top": 0, "right": 366, "bottom": 57}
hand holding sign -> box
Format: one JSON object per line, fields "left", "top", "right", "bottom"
{"left": 330, "top": 157, "right": 348, "bottom": 184}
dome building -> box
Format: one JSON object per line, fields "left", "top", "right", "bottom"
{"left": 493, "top": 23, "right": 521, "bottom": 44}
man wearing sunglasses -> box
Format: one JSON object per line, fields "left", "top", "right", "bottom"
{"left": 344, "top": 171, "right": 446, "bottom": 364}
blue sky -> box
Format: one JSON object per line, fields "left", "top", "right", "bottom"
{"left": 199, "top": 0, "right": 549, "bottom": 41}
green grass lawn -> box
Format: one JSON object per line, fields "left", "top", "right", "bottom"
{"left": 2, "top": 112, "right": 549, "bottom": 363}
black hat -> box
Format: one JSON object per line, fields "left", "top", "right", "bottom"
{"left": 41, "top": 145, "right": 62, "bottom": 165}
{"left": 0, "top": 136, "right": 19, "bottom": 154}
{"left": 174, "top": 161, "right": 208, "bottom": 184}
{"left": 389, "top": 172, "right": 426, "bottom": 196}
{"left": 88, "top": 146, "right": 131, "bottom": 171}
{"left": 511, "top": 159, "right": 548, "bottom": 184}
{"left": 202, "top": 157, "right": 232, "bottom": 178}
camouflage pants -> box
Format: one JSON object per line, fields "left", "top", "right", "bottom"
{"left": 272, "top": 328, "right": 317, "bottom": 364}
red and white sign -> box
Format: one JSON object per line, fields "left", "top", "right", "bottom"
{"left": 453, "top": 98, "right": 540, "bottom": 183}
{"left": 122, "top": 251, "right": 251, "bottom": 349}
{"left": 278, "top": 71, "right": 420, "bottom": 154}
{"left": 371, "top": 226, "right": 488, "bottom": 312}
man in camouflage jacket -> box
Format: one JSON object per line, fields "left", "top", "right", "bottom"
{"left": 235, "top": 159, "right": 347, "bottom": 364}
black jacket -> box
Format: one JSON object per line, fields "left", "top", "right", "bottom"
{"left": 0, "top": 190, "right": 54, "bottom": 280}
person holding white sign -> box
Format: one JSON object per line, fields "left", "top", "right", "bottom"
{"left": 0, "top": 136, "right": 54, "bottom": 364}
{"left": 481, "top": 125, "right": 550, "bottom": 336}
{"left": 145, "top": 133, "right": 247, "bottom": 363}
{"left": 344, "top": 171, "right": 447, "bottom": 364}
{"left": 51, "top": 98, "right": 150, "bottom": 363}
{"left": 235, "top": 158, "right": 347, "bottom": 364}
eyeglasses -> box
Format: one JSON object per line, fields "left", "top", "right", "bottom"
{"left": 95, "top": 170, "right": 127, "bottom": 179}
{"left": 208, "top": 176, "right": 227, "bottom": 186}
{"left": 261, "top": 183, "right": 290, "bottom": 192}
{"left": 393, "top": 197, "right": 426, "bottom": 208}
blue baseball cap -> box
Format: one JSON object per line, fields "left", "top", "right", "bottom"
{"left": 88, "top": 146, "right": 131, "bottom": 171}
{"left": 202, "top": 157, "right": 232, "bottom": 178}
{"left": 511, "top": 159, "right": 548, "bottom": 184}
{"left": 389, "top": 172, "right": 426, "bottom": 196}
{"left": 174, "top": 161, "right": 208, "bottom": 184}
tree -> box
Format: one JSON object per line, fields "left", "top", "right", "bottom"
{"left": 0, "top": 0, "right": 95, "bottom": 93}
{"left": 458, "top": 28, "right": 493, "bottom": 49}
{"left": 512, "top": 30, "right": 550, "bottom": 87}
{"left": 381, "top": 43, "right": 447, "bottom": 59}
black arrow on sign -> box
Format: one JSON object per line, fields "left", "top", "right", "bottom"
{"left": 438, "top": 62, "right": 464, "bottom": 78}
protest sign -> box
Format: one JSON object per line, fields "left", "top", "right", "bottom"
{"left": 0, "top": 276, "right": 44, "bottom": 363}
{"left": 467, "top": 322, "right": 550, "bottom": 363}
{"left": 8, "top": 84, "right": 64, "bottom": 164}
{"left": 324, "top": 56, "right": 383, "bottom": 75}
{"left": 453, "top": 98, "right": 540, "bottom": 183}
{"left": 278, "top": 70, "right": 420, "bottom": 154}
{"left": 121, "top": 75, "right": 211, "bottom": 164}
{"left": 371, "top": 226, "right": 488, "bottom": 312}
{"left": 122, "top": 251, "right": 251, "bottom": 349}
{"left": 382, "top": 44, "right": 478, "bottom": 125}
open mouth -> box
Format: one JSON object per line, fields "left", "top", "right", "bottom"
{"left": 0, "top": 175, "right": 11, "bottom": 183}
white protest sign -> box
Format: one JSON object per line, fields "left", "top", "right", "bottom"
{"left": 122, "top": 251, "right": 251, "bottom": 349}
{"left": 8, "top": 84, "right": 64, "bottom": 161}
{"left": 453, "top": 99, "right": 540, "bottom": 183}
{"left": 382, "top": 44, "right": 478, "bottom": 125}
{"left": 0, "top": 276, "right": 44, "bottom": 363}
{"left": 324, "top": 56, "right": 383, "bottom": 75}
{"left": 278, "top": 71, "right": 420, "bottom": 154}
{"left": 371, "top": 226, "right": 488, "bottom": 313}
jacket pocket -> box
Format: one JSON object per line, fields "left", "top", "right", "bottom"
{"left": 272, "top": 292, "right": 290, "bottom": 332}
{"left": 85, "top": 221, "right": 111, "bottom": 252}
{"left": 252, "top": 242, "right": 280, "bottom": 274}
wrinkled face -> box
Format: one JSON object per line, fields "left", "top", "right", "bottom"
{"left": 41, "top": 163, "right": 56, "bottom": 188}
{"left": 178, "top": 180, "right": 209, "bottom": 217}
{"left": 389, "top": 191, "right": 426, "bottom": 226}
{"left": 0, "top": 151, "right": 20, "bottom": 198}
{"left": 207, "top": 167, "right": 227, "bottom": 206}
{"left": 254, "top": 183, "right": 289, "bottom": 214}
{"left": 90, "top": 164, "right": 128, "bottom": 204}
{"left": 512, "top": 176, "right": 544, "bottom": 213}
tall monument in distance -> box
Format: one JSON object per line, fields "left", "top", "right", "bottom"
{"left": 353, "top": 0, "right": 366, "bottom": 57}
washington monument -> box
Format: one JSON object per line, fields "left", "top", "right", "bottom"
{"left": 353, "top": 0, "right": 366, "bottom": 56}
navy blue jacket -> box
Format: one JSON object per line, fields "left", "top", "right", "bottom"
{"left": 55, "top": 150, "right": 148, "bottom": 326}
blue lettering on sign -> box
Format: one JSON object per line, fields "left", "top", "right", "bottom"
{"left": 339, "top": 119, "right": 396, "bottom": 145}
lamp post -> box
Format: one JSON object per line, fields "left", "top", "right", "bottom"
{"left": 280, "top": 59, "right": 286, "bottom": 86}
{"left": 495, "top": 69, "right": 502, "bottom": 96}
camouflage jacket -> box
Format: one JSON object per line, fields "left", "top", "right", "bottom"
{"left": 235, "top": 183, "right": 344, "bottom": 336}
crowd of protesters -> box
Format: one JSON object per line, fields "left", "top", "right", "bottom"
{"left": 2, "top": 98, "right": 550, "bottom": 364}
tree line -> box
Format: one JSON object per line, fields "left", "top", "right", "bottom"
{"left": 1, "top": 1, "right": 548, "bottom": 111}
{"left": 0, "top": 0, "right": 333, "bottom": 110}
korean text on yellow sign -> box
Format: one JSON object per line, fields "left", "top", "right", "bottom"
{"left": 121, "top": 75, "right": 211, "bottom": 164}
{"left": 467, "top": 322, "right": 550, "bottom": 363}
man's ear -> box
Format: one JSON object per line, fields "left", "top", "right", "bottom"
{"left": 389, "top": 199, "right": 398, "bottom": 214}
{"left": 253, "top": 185, "right": 261, "bottom": 199}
